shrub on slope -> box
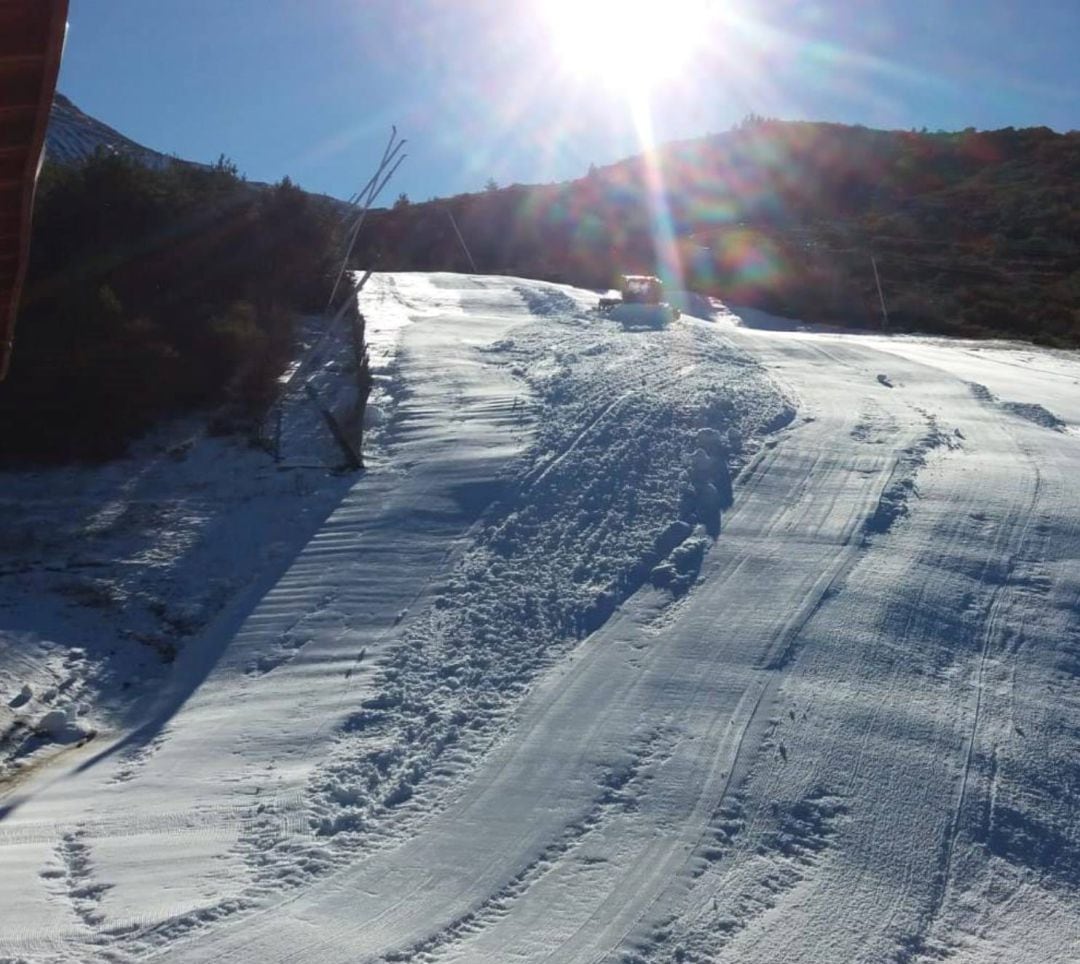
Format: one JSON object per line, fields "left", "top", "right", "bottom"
{"left": 0, "top": 153, "right": 341, "bottom": 463}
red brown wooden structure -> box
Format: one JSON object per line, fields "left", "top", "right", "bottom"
{"left": 0, "top": 0, "right": 69, "bottom": 380}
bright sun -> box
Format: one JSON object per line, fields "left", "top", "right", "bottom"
{"left": 540, "top": 0, "right": 715, "bottom": 94}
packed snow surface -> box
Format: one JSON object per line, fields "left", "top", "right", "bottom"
{"left": 1, "top": 274, "right": 1078, "bottom": 963}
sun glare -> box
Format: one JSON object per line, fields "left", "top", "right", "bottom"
{"left": 540, "top": 0, "right": 715, "bottom": 95}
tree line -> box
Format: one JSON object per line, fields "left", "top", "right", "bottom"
{"left": 356, "top": 120, "right": 1079, "bottom": 346}
{"left": 0, "top": 153, "right": 341, "bottom": 462}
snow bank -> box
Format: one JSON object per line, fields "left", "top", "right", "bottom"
{"left": 299, "top": 288, "right": 791, "bottom": 856}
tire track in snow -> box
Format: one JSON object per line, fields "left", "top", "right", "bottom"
{"left": 0, "top": 790, "right": 307, "bottom": 848}
{"left": 595, "top": 336, "right": 984, "bottom": 964}
{"left": 408, "top": 340, "right": 935, "bottom": 964}
{"left": 377, "top": 731, "right": 671, "bottom": 964}
{"left": 140, "top": 302, "right": 791, "bottom": 964}
{"left": 903, "top": 419, "right": 1044, "bottom": 961}
{"left": 832, "top": 437, "right": 1025, "bottom": 962}
{"left": 663, "top": 340, "right": 1067, "bottom": 964}
{"left": 589, "top": 345, "right": 930, "bottom": 962}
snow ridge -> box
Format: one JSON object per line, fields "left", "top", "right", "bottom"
{"left": 863, "top": 411, "right": 962, "bottom": 537}
{"left": 253, "top": 295, "right": 790, "bottom": 888}
{"left": 969, "top": 381, "right": 1067, "bottom": 432}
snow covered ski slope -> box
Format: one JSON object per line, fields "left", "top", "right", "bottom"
{"left": 0, "top": 273, "right": 1077, "bottom": 963}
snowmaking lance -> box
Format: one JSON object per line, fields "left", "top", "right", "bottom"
{"left": 598, "top": 275, "right": 680, "bottom": 328}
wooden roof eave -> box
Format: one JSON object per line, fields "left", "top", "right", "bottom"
{"left": 0, "top": 0, "right": 70, "bottom": 381}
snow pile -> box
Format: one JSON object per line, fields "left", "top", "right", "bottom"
{"left": 285, "top": 293, "right": 791, "bottom": 868}
{"left": 665, "top": 290, "right": 717, "bottom": 320}
{"left": 0, "top": 643, "right": 97, "bottom": 767}
{"left": 34, "top": 706, "right": 90, "bottom": 743}
{"left": 969, "top": 381, "right": 1067, "bottom": 432}
{"left": 863, "top": 414, "right": 962, "bottom": 537}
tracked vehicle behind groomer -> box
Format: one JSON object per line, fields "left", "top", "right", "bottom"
{"left": 598, "top": 274, "right": 680, "bottom": 328}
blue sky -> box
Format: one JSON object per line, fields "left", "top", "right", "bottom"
{"left": 58, "top": 1, "right": 1079, "bottom": 202}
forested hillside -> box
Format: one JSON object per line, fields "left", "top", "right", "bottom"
{"left": 357, "top": 120, "right": 1079, "bottom": 344}
{"left": 0, "top": 154, "right": 340, "bottom": 463}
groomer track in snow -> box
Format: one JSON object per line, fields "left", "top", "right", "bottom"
{"left": 0, "top": 274, "right": 1077, "bottom": 963}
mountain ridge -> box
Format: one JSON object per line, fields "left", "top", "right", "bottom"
{"left": 355, "top": 118, "right": 1079, "bottom": 345}
{"left": 46, "top": 93, "right": 182, "bottom": 170}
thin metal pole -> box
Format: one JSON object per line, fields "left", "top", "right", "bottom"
{"left": 871, "top": 253, "right": 889, "bottom": 331}
{"left": 445, "top": 207, "right": 477, "bottom": 273}
{"left": 328, "top": 132, "right": 406, "bottom": 309}
{"left": 344, "top": 127, "right": 399, "bottom": 212}
{"left": 329, "top": 152, "right": 406, "bottom": 306}
{"left": 346, "top": 139, "right": 405, "bottom": 217}
{"left": 355, "top": 268, "right": 375, "bottom": 292}
{"left": 343, "top": 152, "right": 407, "bottom": 249}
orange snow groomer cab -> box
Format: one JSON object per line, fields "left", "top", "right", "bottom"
{"left": 0, "top": 0, "right": 69, "bottom": 380}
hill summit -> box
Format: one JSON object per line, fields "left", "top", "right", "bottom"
{"left": 46, "top": 93, "right": 178, "bottom": 169}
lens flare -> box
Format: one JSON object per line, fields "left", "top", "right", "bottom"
{"left": 537, "top": 0, "right": 731, "bottom": 287}
{"left": 540, "top": 0, "right": 716, "bottom": 95}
